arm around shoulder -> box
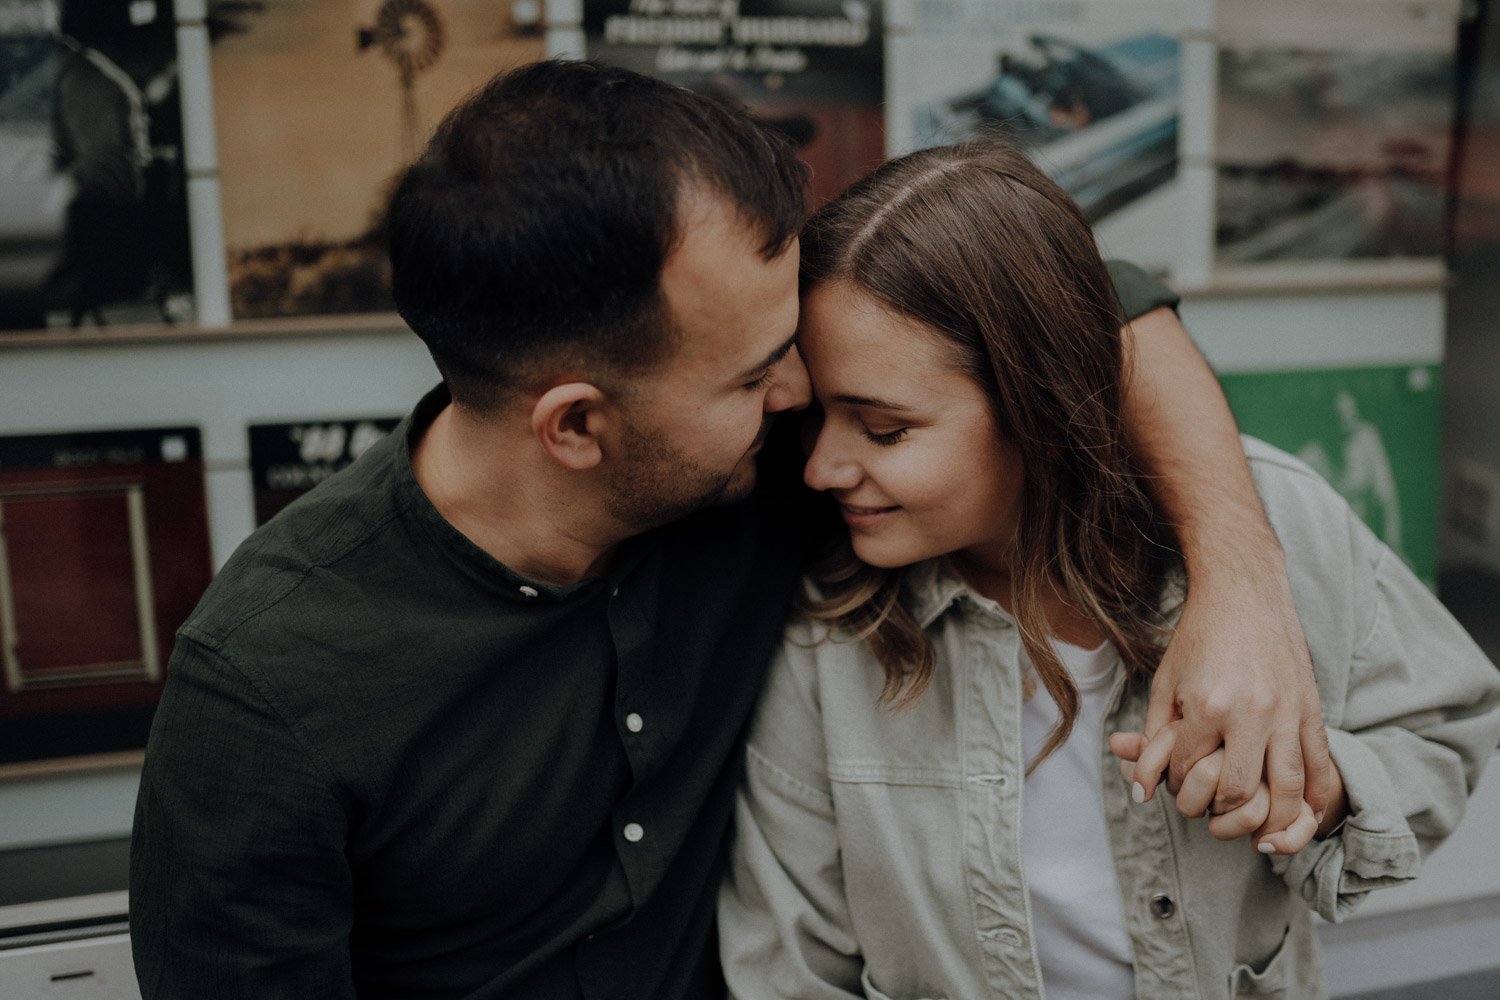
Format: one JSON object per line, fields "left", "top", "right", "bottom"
{"left": 131, "top": 636, "right": 356, "bottom": 999}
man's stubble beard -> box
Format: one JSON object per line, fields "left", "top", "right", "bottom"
{"left": 604, "top": 418, "right": 765, "bottom": 531}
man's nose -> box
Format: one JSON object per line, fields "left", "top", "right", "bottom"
{"left": 764, "top": 345, "right": 811, "bottom": 413}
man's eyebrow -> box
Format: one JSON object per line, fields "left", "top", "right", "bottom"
{"left": 734, "top": 334, "right": 797, "bottom": 381}
{"left": 831, "top": 393, "right": 915, "bottom": 413}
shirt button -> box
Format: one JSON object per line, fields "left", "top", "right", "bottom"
{"left": 996, "top": 927, "right": 1024, "bottom": 948}
{"left": 625, "top": 713, "right": 644, "bottom": 733}
{"left": 518, "top": 585, "right": 538, "bottom": 597}
{"left": 1149, "top": 893, "right": 1176, "bottom": 919}
{"left": 623, "top": 823, "right": 644, "bottom": 843}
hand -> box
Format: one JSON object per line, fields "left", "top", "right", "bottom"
{"left": 1134, "top": 562, "right": 1334, "bottom": 845}
{"left": 1110, "top": 729, "right": 1322, "bottom": 853}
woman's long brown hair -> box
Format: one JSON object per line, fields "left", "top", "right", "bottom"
{"left": 799, "top": 138, "right": 1179, "bottom": 769}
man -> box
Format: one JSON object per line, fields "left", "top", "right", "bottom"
{"left": 130, "top": 60, "right": 1328, "bottom": 998}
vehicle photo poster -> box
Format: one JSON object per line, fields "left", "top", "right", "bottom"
{"left": 210, "top": 0, "right": 544, "bottom": 320}
{"left": 583, "top": 0, "right": 885, "bottom": 207}
{"left": 0, "top": 0, "right": 195, "bottom": 332}
{"left": 1219, "top": 364, "right": 1442, "bottom": 588}
{"left": 1214, "top": 0, "right": 1459, "bottom": 274}
{"left": 884, "top": 0, "right": 1189, "bottom": 274}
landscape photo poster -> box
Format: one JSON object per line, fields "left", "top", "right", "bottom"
{"left": 1213, "top": 0, "right": 1460, "bottom": 273}
{"left": 210, "top": 0, "right": 545, "bottom": 319}
{"left": 1219, "top": 364, "right": 1442, "bottom": 587}
{"left": 583, "top": 0, "right": 885, "bottom": 207}
{"left": 0, "top": 426, "right": 213, "bottom": 767}
{"left": 0, "top": 0, "right": 195, "bottom": 332}
{"left": 885, "top": 0, "right": 1188, "bottom": 273}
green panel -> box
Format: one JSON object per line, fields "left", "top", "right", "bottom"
{"left": 1219, "top": 365, "right": 1441, "bottom": 588}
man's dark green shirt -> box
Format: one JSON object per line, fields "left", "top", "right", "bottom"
{"left": 129, "top": 262, "right": 1177, "bottom": 999}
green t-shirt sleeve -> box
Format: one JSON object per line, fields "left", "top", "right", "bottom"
{"left": 1106, "top": 259, "right": 1180, "bottom": 322}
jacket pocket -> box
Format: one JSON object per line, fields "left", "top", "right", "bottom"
{"left": 1228, "top": 923, "right": 1292, "bottom": 998}
{"left": 859, "top": 966, "right": 948, "bottom": 1000}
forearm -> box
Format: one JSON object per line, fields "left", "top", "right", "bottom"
{"left": 1121, "top": 306, "right": 1282, "bottom": 579}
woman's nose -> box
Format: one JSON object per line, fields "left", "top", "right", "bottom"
{"left": 803, "top": 425, "right": 860, "bottom": 492}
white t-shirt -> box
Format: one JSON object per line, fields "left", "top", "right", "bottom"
{"left": 1020, "top": 638, "right": 1137, "bottom": 1000}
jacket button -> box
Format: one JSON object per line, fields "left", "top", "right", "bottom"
{"left": 1149, "top": 893, "right": 1176, "bottom": 919}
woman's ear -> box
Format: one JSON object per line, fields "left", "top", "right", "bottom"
{"left": 530, "top": 382, "right": 612, "bottom": 471}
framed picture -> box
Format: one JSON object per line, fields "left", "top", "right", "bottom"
{"left": 0, "top": 426, "right": 212, "bottom": 767}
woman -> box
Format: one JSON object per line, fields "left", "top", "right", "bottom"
{"left": 718, "top": 140, "right": 1500, "bottom": 1000}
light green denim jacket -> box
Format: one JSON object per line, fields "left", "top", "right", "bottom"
{"left": 719, "top": 439, "right": 1500, "bottom": 1000}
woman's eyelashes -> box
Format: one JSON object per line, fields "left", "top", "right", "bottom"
{"left": 863, "top": 426, "right": 909, "bottom": 446}
{"left": 742, "top": 370, "right": 775, "bottom": 391}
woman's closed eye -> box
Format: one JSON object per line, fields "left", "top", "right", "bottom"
{"left": 863, "top": 426, "right": 909, "bottom": 446}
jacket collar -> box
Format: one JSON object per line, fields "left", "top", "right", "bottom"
{"left": 901, "top": 556, "right": 1189, "bottom": 633}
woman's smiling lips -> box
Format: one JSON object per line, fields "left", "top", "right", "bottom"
{"left": 838, "top": 501, "right": 900, "bottom": 529}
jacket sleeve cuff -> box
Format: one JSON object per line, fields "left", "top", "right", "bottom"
{"left": 1270, "top": 727, "right": 1423, "bottom": 922}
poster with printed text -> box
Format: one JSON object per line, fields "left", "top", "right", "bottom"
{"left": 210, "top": 0, "right": 545, "bottom": 319}
{"left": 1220, "top": 364, "right": 1442, "bottom": 588}
{"left": 584, "top": 0, "right": 884, "bottom": 207}
{"left": 249, "top": 416, "right": 401, "bottom": 525}
{"left": 0, "top": 0, "right": 195, "bottom": 332}
{"left": 885, "top": 0, "right": 1188, "bottom": 273}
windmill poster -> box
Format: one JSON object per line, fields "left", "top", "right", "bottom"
{"left": 884, "top": 0, "right": 1187, "bottom": 273}
{"left": 210, "top": 0, "right": 545, "bottom": 319}
{"left": 582, "top": 0, "right": 884, "bottom": 207}
{"left": 0, "top": 0, "right": 195, "bottom": 332}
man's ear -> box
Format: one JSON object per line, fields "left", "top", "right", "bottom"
{"left": 530, "top": 382, "right": 613, "bottom": 471}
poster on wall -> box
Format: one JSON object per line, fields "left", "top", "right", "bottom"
{"left": 210, "top": 0, "right": 545, "bottom": 320}
{"left": 583, "top": 0, "right": 885, "bottom": 207}
{"left": 0, "top": 426, "right": 213, "bottom": 767}
{"left": 1214, "top": 1, "right": 1459, "bottom": 274}
{"left": 248, "top": 416, "right": 401, "bottom": 525}
{"left": 885, "top": 0, "right": 1187, "bottom": 272}
{"left": 1219, "top": 364, "right": 1441, "bottom": 587}
{"left": 0, "top": 0, "right": 195, "bottom": 332}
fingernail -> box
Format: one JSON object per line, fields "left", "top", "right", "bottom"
{"left": 1315, "top": 810, "right": 1325, "bottom": 824}
{"left": 1257, "top": 841, "right": 1277, "bottom": 854}
{"left": 1132, "top": 782, "right": 1146, "bottom": 804}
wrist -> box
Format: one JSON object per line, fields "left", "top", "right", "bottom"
{"left": 1180, "top": 525, "right": 1288, "bottom": 596}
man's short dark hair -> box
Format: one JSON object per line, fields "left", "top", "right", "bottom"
{"left": 387, "top": 60, "right": 809, "bottom": 411}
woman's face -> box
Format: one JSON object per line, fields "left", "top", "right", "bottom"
{"left": 799, "top": 280, "right": 1025, "bottom": 571}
